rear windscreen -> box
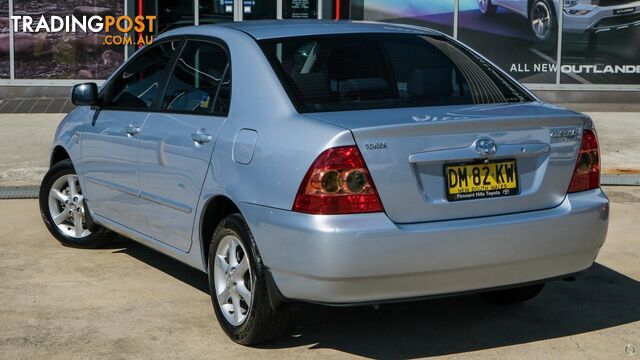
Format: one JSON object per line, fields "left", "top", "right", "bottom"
{"left": 259, "top": 34, "right": 534, "bottom": 113}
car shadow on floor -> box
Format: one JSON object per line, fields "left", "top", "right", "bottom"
{"left": 115, "top": 237, "right": 640, "bottom": 358}
{"left": 111, "top": 237, "right": 210, "bottom": 293}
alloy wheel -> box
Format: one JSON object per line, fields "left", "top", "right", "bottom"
{"left": 48, "top": 174, "right": 91, "bottom": 238}
{"left": 213, "top": 234, "right": 254, "bottom": 326}
{"left": 531, "top": 2, "right": 552, "bottom": 40}
{"left": 479, "top": 0, "right": 488, "bottom": 13}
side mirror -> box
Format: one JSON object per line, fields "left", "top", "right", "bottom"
{"left": 71, "top": 83, "right": 99, "bottom": 107}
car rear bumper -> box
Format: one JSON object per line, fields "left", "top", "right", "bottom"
{"left": 240, "top": 189, "right": 609, "bottom": 304}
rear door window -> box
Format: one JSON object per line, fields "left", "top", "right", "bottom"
{"left": 260, "top": 34, "right": 532, "bottom": 113}
{"left": 161, "top": 40, "right": 231, "bottom": 116}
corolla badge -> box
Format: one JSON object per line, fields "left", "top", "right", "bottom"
{"left": 365, "top": 142, "right": 387, "bottom": 150}
{"left": 474, "top": 137, "right": 497, "bottom": 158}
{"left": 550, "top": 128, "right": 580, "bottom": 140}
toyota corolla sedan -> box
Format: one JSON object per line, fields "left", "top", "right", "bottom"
{"left": 39, "top": 20, "right": 609, "bottom": 345}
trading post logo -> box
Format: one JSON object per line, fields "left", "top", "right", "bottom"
{"left": 10, "top": 15, "right": 157, "bottom": 46}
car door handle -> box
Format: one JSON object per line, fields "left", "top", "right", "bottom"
{"left": 125, "top": 124, "right": 141, "bottom": 136}
{"left": 192, "top": 130, "right": 212, "bottom": 145}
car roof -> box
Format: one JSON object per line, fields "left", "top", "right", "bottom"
{"left": 212, "top": 20, "right": 440, "bottom": 40}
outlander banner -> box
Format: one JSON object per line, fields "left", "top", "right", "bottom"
{"left": 354, "top": 0, "right": 640, "bottom": 86}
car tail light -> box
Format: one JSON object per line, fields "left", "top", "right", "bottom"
{"left": 568, "top": 129, "right": 600, "bottom": 193}
{"left": 293, "top": 146, "right": 384, "bottom": 215}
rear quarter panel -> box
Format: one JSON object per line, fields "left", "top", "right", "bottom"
{"left": 182, "top": 27, "right": 354, "bottom": 269}
{"left": 189, "top": 27, "right": 355, "bottom": 210}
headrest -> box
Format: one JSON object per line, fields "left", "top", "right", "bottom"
{"left": 326, "top": 45, "right": 382, "bottom": 81}
{"left": 290, "top": 72, "right": 333, "bottom": 100}
{"left": 338, "top": 78, "right": 391, "bottom": 100}
{"left": 407, "top": 68, "right": 453, "bottom": 98}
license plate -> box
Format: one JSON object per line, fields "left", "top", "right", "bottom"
{"left": 614, "top": 7, "right": 635, "bottom": 15}
{"left": 445, "top": 159, "right": 519, "bottom": 201}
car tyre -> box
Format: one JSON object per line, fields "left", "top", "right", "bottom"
{"left": 479, "top": 0, "right": 497, "bottom": 15}
{"left": 39, "top": 159, "right": 116, "bottom": 248}
{"left": 208, "top": 214, "right": 287, "bottom": 345}
{"left": 480, "top": 283, "right": 545, "bottom": 304}
{"left": 529, "top": 0, "right": 557, "bottom": 42}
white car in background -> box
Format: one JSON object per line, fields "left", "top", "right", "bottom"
{"left": 479, "top": 0, "right": 640, "bottom": 41}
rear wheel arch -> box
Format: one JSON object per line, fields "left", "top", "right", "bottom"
{"left": 200, "top": 195, "right": 242, "bottom": 269}
{"left": 50, "top": 146, "right": 71, "bottom": 167}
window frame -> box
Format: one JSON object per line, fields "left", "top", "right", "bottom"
{"left": 155, "top": 36, "right": 232, "bottom": 118}
{"left": 97, "top": 36, "right": 187, "bottom": 113}
{"left": 258, "top": 33, "right": 535, "bottom": 114}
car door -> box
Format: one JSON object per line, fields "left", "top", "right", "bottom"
{"left": 137, "top": 39, "right": 231, "bottom": 251}
{"left": 508, "top": 0, "right": 529, "bottom": 16}
{"left": 81, "top": 39, "right": 182, "bottom": 231}
{"left": 490, "top": 0, "right": 522, "bottom": 15}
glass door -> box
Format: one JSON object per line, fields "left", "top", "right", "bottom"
{"left": 199, "top": 0, "right": 235, "bottom": 24}
{"left": 284, "top": 0, "right": 318, "bottom": 19}
{"left": 242, "top": 0, "right": 277, "bottom": 19}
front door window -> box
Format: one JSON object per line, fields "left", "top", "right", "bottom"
{"left": 101, "top": 40, "right": 180, "bottom": 110}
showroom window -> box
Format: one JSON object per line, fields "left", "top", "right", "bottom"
{"left": 283, "top": 0, "right": 318, "bottom": 18}
{"left": 11, "top": 0, "right": 125, "bottom": 80}
{"left": 351, "top": 0, "right": 454, "bottom": 37}
{"left": 0, "top": 0, "right": 326, "bottom": 83}
{"left": 0, "top": 0, "right": 8, "bottom": 78}
{"left": 199, "top": 0, "right": 235, "bottom": 25}
{"left": 0, "top": 0, "right": 636, "bottom": 91}
{"left": 243, "top": 0, "right": 277, "bottom": 20}
{"left": 351, "top": 0, "right": 640, "bottom": 89}
{"left": 457, "top": 0, "right": 558, "bottom": 85}
{"left": 157, "top": 0, "right": 195, "bottom": 33}
{"left": 560, "top": 8, "right": 640, "bottom": 86}
{"left": 161, "top": 40, "right": 230, "bottom": 115}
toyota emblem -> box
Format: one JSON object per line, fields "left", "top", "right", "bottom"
{"left": 474, "top": 137, "right": 497, "bottom": 158}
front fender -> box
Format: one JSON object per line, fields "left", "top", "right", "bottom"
{"left": 50, "top": 107, "right": 92, "bottom": 186}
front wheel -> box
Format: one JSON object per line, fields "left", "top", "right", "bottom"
{"left": 208, "top": 214, "right": 287, "bottom": 345}
{"left": 480, "top": 283, "right": 545, "bottom": 304}
{"left": 39, "top": 159, "right": 115, "bottom": 248}
{"left": 530, "top": 0, "right": 557, "bottom": 42}
{"left": 479, "top": 0, "right": 497, "bottom": 15}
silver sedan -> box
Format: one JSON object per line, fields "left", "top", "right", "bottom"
{"left": 39, "top": 20, "right": 609, "bottom": 345}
